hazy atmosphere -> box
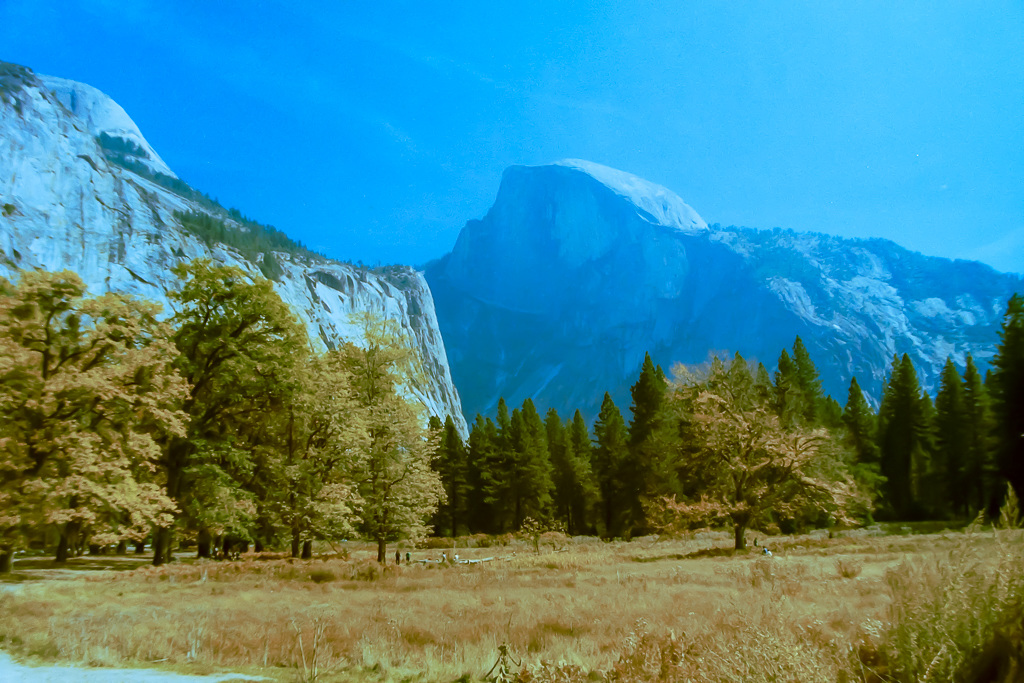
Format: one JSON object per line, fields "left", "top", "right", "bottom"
{"left": 3, "top": 0, "right": 1021, "bottom": 272}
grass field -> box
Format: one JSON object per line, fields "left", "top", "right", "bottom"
{"left": 0, "top": 525, "right": 1021, "bottom": 682}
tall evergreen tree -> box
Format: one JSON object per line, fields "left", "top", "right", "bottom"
{"left": 547, "top": 409, "right": 600, "bottom": 535}
{"left": 962, "top": 355, "right": 997, "bottom": 515}
{"left": 627, "top": 352, "right": 674, "bottom": 528}
{"left": 934, "top": 358, "right": 969, "bottom": 517}
{"left": 841, "top": 376, "right": 883, "bottom": 511}
{"left": 774, "top": 348, "right": 803, "bottom": 426}
{"left": 592, "top": 392, "right": 632, "bottom": 537}
{"left": 546, "top": 409, "right": 573, "bottom": 530}
{"left": 567, "top": 410, "right": 601, "bottom": 535}
{"left": 466, "top": 415, "right": 502, "bottom": 534}
{"left": 877, "top": 354, "right": 933, "bottom": 519}
{"left": 628, "top": 353, "right": 666, "bottom": 449}
{"left": 992, "top": 294, "right": 1024, "bottom": 502}
{"left": 791, "top": 336, "right": 825, "bottom": 423}
{"left": 510, "top": 399, "right": 555, "bottom": 528}
{"left": 432, "top": 416, "right": 468, "bottom": 537}
{"left": 485, "top": 398, "right": 517, "bottom": 532}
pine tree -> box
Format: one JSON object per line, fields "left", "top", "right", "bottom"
{"left": 877, "top": 354, "right": 933, "bottom": 519}
{"left": 466, "top": 415, "right": 502, "bottom": 533}
{"left": 962, "top": 355, "right": 997, "bottom": 515}
{"left": 592, "top": 392, "right": 632, "bottom": 537}
{"left": 485, "top": 398, "right": 517, "bottom": 532}
{"left": 629, "top": 353, "right": 666, "bottom": 449}
{"left": 791, "top": 336, "right": 825, "bottom": 423}
{"left": 567, "top": 410, "right": 601, "bottom": 535}
{"left": 432, "top": 416, "right": 468, "bottom": 537}
{"left": 627, "top": 352, "right": 674, "bottom": 528}
{"left": 774, "top": 348, "right": 802, "bottom": 425}
{"left": 842, "top": 377, "right": 882, "bottom": 504}
{"left": 509, "top": 399, "right": 554, "bottom": 528}
{"left": 547, "top": 409, "right": 600, "bottom": 535}
{"left": 546, "top": 409, "right": 573, "bottom": 530}
{"left": 934, "top": 358, "right": 968, "bottom": 517}
{"left": 992, "top": 294, "right": 1024, "bottom": 503}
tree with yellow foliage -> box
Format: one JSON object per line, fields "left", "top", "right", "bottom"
{"left": 659, "top": 354, "right": 860, "bottom": 550}
{"left": 0, "top": 270, "right": 186, "bottom": 570}
{"left": 342, "top": 313, "right": 443, "bottom": 564}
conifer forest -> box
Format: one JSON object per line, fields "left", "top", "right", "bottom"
{"left": 2, "top": 262, "right": 1023, "bottom": 567}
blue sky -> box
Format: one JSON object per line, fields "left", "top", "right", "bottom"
{"left": 3, "top": 1, "right": 1022, "bottom": 272}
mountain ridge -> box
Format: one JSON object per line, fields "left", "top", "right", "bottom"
{"left": 426, "top": 161, "right": 1020, "bottom": 423}
{"left": 0, "top": 61, "right": 467, "bottom": 436}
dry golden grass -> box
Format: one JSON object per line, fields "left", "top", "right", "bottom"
{"left": 0, "top": 527, "right": 1018, "bottom": 682}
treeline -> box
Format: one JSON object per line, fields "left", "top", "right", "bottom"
{"left": 172, "top": 209, "right": 317, "bottom": 274}
{"left": 0, "top": 262, "right": 443, "bottom": 571}
{"left": 94, "top": 133, "right": 324, "bottom": 266}
{"left": 429, "top": 297, "right": 1024, "bottom": 544}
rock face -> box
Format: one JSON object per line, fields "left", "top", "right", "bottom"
{"left": 0, "top": 62, "right": 466, "bottom": 435}
{"left": 426, "top": 160, "right": 1022, "bottom": 422}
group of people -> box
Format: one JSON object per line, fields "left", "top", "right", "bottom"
{"left": 393, "top": 550, "right": 461, "bottom": 565}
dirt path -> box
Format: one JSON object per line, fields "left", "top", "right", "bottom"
{"left": 0, "top": 651, "right": 268, "bottom": 682}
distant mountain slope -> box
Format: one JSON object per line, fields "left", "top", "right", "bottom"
{"left": 426, "top": 161, "right": 1021, "bottom": 422}
{"left": 0, "top": 61, "right": 466, "bottom": 435}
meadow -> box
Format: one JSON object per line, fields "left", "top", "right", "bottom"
{"left": 0, "top": 524, "right": 1021, "bottom": 682}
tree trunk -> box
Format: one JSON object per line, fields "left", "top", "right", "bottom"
{"left": 197, "top": 529, "right": 212, "bottom": 559}
{"left": 134, "top": 540, "right": 146, "bottom": 554}
{"left": 291, "top": 530, "right": 300, "bottom": 558}
{"left": 115, "top": 540, "right": 128, "bottom": 555}
{"left": 56, "top": 532, "right": 70, "bottom": 563}
{"left": 153, "top": 527, "right": 170, "bottom": 566}
{"left": 377, "top": 536, "right": 386, "bottom": 564}
{"left": 301, "top": 540, "right": 312, "bottom": 559}
{"left": 88, "top": 544, "right": 101, "bottom": 555}
{"left": 0, "top": 551, "right": 12, "bottom": 573}
{"left": 254, "top": 539, "right": 264, "bottom": 553}
{"left": 734, "top": 523, "right": 747, "bottom": 551}
{"left": 56, "top": 520, "right": 79, "bottom": 563}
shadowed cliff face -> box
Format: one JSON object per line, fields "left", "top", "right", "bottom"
{"left": 426, "top": 161, "right": 1021, "bottom": 423}
{"left": 0, "top": 63, "right": 466, "bottom": 435}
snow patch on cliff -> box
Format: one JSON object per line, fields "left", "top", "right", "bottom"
{"left": 554, "top": 159, "right": 707, "bottom": 233}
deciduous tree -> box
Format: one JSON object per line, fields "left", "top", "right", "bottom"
{"left": 663, "top": 355, "right": 858, "bottom": 549}
{"left": 159, "top": 259, "right": 307, "bottom": 565}
{"left": 0, "top": 270, "right": 185, "bottom": 569}
{"left": 343, "top": 313, "right": 443, "bottom": 563}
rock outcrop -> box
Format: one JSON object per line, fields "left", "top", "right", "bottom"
{"left": 0, "top": 62, "right": 466, "bottom": 435}
{"left": 426, "top": 160, "right": 1021, "bottom": 421}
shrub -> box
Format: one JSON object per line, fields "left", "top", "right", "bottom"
{"left": 862, "top": 513, "right": 1024, "bottom": 681}
{"left": 348, "top": 560, "right": 382, "bottom": 582}
{"left": 835, "top": 558, "right": 863, "bottom": 579}
{"left": 308, "top": 570, "right": 336, "bottom": 584}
